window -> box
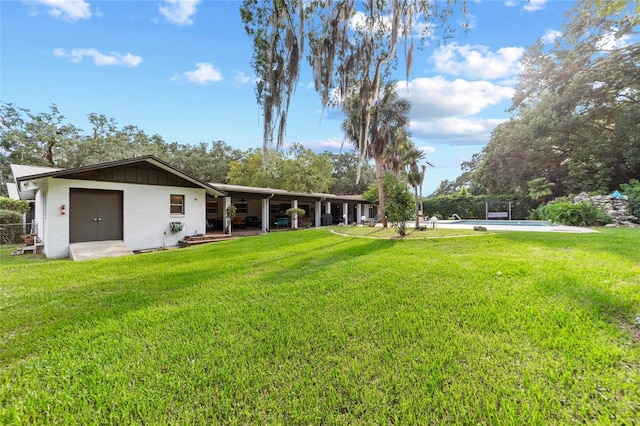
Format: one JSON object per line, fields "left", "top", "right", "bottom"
{"left": 234, "top": 203, "right": 248, "bottom": 214}
{"left": 170, "top": 194, "right": 185, "bottom": 214}
{"left": 368, "top": 205, "right": 377, "bottom": 219}
{"left": 206, "top": 199, "right": 218, "bottom": 215}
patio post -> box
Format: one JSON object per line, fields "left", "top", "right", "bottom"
{"left": 314, "top": 200, "right": 322, "bottom": 228}
{"left": 262, "top": 196, "right": 271, "bottom": 233}
{"left": 292, "top": 200, "right": 299, "bottom": 229}
{"left": 343, "top": 202, "right": 349, "bottom": 225}
{"left": 223, "top": 196, "right": 232, "bottom": 234}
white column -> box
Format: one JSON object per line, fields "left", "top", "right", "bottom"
{"left": 223, "top": 196, "right": 232, "bottom": 234}
{"left": 292, "top": 200, "right": 299, "bottom": 229}
{"left": 356, "top": 204, "right": 363, "bottom": 224}
{"left": 326, "top": 201, "right": 331, "bottom": 226}
{"left": 315, "top": 200, "right": 322, "bottom": 228}
{"left": 343, "top": 202, "right": 349, "bottom": 225}
{"left": 262, "top": 197, "right": 270, "bottom": 233}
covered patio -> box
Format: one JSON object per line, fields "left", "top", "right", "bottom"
{"left": 203, "top": 183, "right": 376, "bottom": 234}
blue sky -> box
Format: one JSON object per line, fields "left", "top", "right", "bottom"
{"left": 1, "top": 0, "right": 574, "bottom": 193}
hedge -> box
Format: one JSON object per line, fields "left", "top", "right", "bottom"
{"left": 422, "top": 195, "right": 537, "bottom": 220}
{"left": 0, "top": 197, "right": 30, "bottom": 214}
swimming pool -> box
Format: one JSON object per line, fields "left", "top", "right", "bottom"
{"left": 436, "top": 219, "right": 596, "bottom": 233}
{"left": 454, "top": 220, "right": 555, "bottom": 227}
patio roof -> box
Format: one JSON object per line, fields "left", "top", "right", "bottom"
{"left": 10, "top": 156, "right": 368, "bottom": 204}
{"left": 211, "top": 183, "right": 367, "bottom": 203}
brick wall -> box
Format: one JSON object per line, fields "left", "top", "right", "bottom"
{"left": 40, "top": 178, "right": 206, "bottom": 258}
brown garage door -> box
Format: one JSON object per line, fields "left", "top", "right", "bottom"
{"left": 69, "top": 189, "right": 123, "bottom": 243}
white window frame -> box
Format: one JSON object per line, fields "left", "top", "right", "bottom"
{"left": 170, "top": 194, "right": 185, "bottom": 215}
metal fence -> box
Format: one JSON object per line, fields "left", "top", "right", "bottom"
{"left": 0, "top": 223, "right": 37, "bottom": 246}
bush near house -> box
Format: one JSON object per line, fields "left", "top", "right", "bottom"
{"left": 0, "top": 210, "right": 25, "bottom": 244}
{"left": 0, "top": 197, "right": 30, "bottom": 215}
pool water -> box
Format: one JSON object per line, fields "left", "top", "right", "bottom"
{"left": 454, "top": 220, "right": 556, "bottom": 227}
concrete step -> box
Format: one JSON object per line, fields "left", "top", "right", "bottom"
{"left": 69, "top": 240, "right": 134, "bottom": 261}
{"left": 179, "top": 234, "right": 234, "bottom": 247}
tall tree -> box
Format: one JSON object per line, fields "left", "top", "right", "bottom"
{"left": 1, "top": 103, "right": 242, "bottom": 185}
{"left": 404, "top": 147, "right": 431, "bottom": 228}
{"left": 327, "top": 151, "right": 375, "bottom": 195}
{"left": 343, "top": 82, "right": 412, "bottom": 227}
{"left": 241, "top": 0, "right": 466, "bottom": 163}
{"left": 0, "top": 103, "right": 80, "bottom": 168}
{"left": 226, "top": 145, "right": 332, "bottom": 193}
{"left": 461, "top": 0, "right": 640, "bottom": 196}
{"left": 168, "top": 140, "right": 242, "bottom": 183}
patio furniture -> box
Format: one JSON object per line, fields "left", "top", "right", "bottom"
{"left": 273, "top": 217, "right": 289, "bottom": 229}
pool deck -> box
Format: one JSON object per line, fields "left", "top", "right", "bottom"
{"left": 418, "top": 220, "right": 598, "bottom": 233}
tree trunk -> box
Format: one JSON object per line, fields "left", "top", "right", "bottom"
{"left": 414, "top": 185, "right": 420, "bottom": 229}
{"left": 375, "top": 158, "right": 387, "bottom": 228}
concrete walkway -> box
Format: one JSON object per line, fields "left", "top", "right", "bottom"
{"left": 68, "top": 240, "right": 134, "bottom": 261}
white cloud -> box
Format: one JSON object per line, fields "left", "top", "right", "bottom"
{"left": 349, "top": 10, "right": 434, "bottom": 40}
{"left": 411, "top": 117, "right": 507, "bottom": 145}
{"left": 233, "top": 71, "right": 254, "bottom": 85}
{"left": 432, "top": 42, "right": 524, "bottom": 80}
{"left": 395, "top": 77, "right": 513, "bottom": 145}
{"left": 596, "top": 31, "right": 632, "bottom": 51}
{"left": 290, "top": 137, "right": 348, "bottom": 153}
{"left": 24, "top": 0, "right": 91, "bottom": 21}
{"left": 504, "top": 0, "right": 518, "bottom": 6}
{"left": 416, "top": 145, "right": 436, "bottom": 155}
{"left": 180, "top": 63, "right": 223, "bottom": 84}
{"left": 349, "top": 11, "right": 392, "bottom": 33}
{"left": 53, "top": 48, "right": 143, "bottom": 67}
{"left": 541, "top": 29, "right": 562, "bottom": 44}
{"left": 159, "top": 0, "right": 201, "bottom": 25}
{"left": 523, "top": 0, "right": 547, "bottom": 12}
{"left": 397, "top": 77, "right": 514, "bottom": 119}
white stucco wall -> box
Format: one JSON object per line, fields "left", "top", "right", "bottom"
{"left": 38, "top": 178, "right": 206, "bottom": 258}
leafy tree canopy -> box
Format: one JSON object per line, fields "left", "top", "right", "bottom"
{"left": 240, "top": 0, "right": 467, "bottom": 159}
{"left": 1, "top": 102, "right": 381, "bottom": 198}
{"left": 446, "top": 0, "right": 640, "bottom": 197}
{"left": 226, "top": 144, "right": 333, "bottom": 193}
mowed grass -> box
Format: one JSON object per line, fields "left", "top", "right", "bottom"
{"left": 1, "top": 228, "right": 639, "bottom": 424}
{"left": 331, "top": 225, "right": 481, "bottom": 239}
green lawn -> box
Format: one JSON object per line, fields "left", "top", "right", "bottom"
{"left": 1, "top": 228, "right": 639, "bottom": 424}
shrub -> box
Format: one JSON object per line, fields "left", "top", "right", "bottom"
{"left": 619, "top": 179, "right": 640, "bottom": 219}
{"left": 386, "top": 179, "right": 414, "bottom": 236}
{"left": 0, "top": 197, "right": 30, "bottom": 214}
{"left": 539, "top": 201, "right": 610, "bottom": 226}
{"left": 0, "top": 209, "right": 25, "bottom": 244}
{"left": 0, "top": 209, "right": 23, "bottom": 224}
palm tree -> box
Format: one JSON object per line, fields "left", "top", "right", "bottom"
{"left": 419, "top": 164, "right": 428, "bottom": 212}
{"left": 527, "top": 177, "right": 555, "bottom": 204}
{"left": 343, "top": 82, "right": 411, "bottom": 228}
{"left": 403, "top": 147, "right": 433, "bottom": 229}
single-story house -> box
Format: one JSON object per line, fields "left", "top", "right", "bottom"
{"left": 9, "top": 156, "right": 376, "bottom": 258}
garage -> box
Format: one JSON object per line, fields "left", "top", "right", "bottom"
{"left": 69, "top": 189, "right": 123, "bottom": 243}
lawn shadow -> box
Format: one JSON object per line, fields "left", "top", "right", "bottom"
{"left": 492, "top": 229, "right": 640, "bottom": 332}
